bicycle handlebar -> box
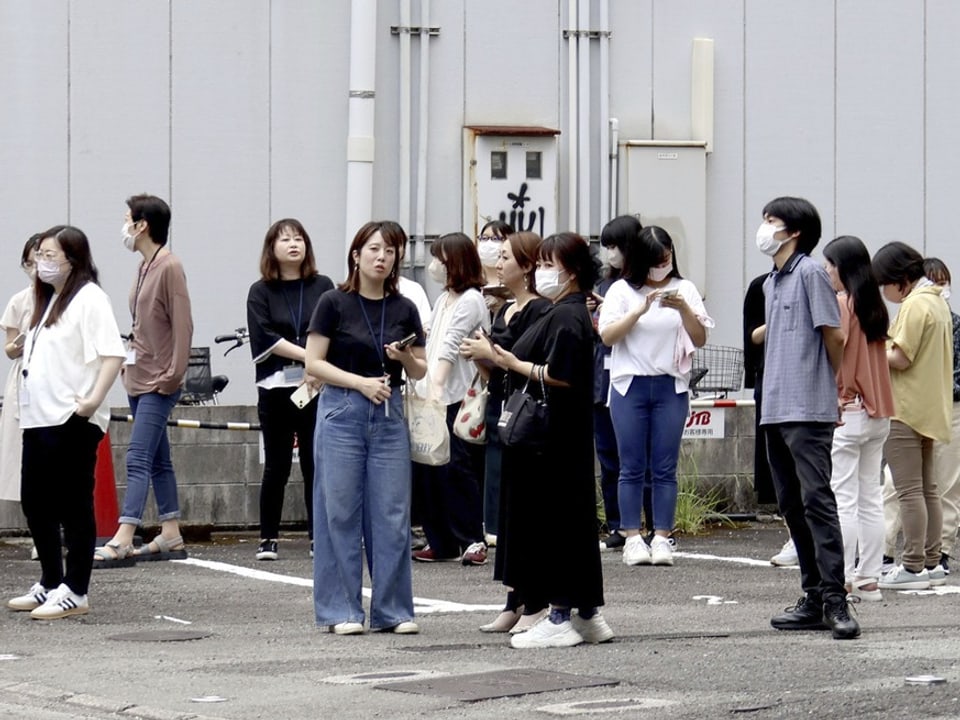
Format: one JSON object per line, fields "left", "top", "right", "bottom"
{"left": 214, "top": 328, "right": 250, "bottom": 356}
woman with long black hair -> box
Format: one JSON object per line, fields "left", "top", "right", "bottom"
{"left": 821, "top": 236, "right": 894, "bottom": 601}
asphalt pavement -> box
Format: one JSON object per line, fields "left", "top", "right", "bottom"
{"left": 1, "top": 523, "right": 957, "bottom": 720}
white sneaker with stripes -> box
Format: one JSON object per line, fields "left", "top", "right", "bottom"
{"left": 30, "top": 583, "right": 89, "bottom": 620}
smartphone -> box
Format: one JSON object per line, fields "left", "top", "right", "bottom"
{"left": 290, "top": 383, "right": 317, "bottom": 409}
{"left": 12, "top": 332, "right": 26, "bottom": 349}
{"left": 395, "top": 332, "right": 418, "bottom": 350}
{"left": 477, "top": 327, "right": 496, "bottom": 349}
{"left": 659, "top": 289, "right": 679, "bottom": 300}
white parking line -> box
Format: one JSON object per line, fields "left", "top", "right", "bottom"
{"left": 175, "top": 558, "right": 502, "bottom": 614}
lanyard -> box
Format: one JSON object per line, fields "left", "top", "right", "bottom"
{"left": 357, "top": 295, "right": 387, "bottom": 376}
{"left": 283, "top": 281, "right": 305, "bottom": 345}
{"left": 22, "top": 296, "right": 56, "bottom": 379}
{"left": 131, "top": 247, "right": 162, "bottom": 338}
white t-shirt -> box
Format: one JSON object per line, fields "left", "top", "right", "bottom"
{"left": 398, "top": 276, "right": 432, "bottom": 334}
{"left": 20, "top": 283, "right": 126, "bottom": 432}
{"left": 598, "top": 277, "right": 712, "bottom": 396}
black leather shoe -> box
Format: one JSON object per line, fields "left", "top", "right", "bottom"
{"left": 770, "top": 596, "right": 827, "bottom": 631}
{"left": 823, "top": 598, "right": 861, "bottom": 640}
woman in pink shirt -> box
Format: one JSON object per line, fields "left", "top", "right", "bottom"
{"left": 822, "top": 236, "right": 895, "bottom": 601}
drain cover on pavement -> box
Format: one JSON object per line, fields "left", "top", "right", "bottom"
{"left": 376, "top": 668, "right": 619, "bottom": 702}
{"left": 107, "top": 630, "right": 211, "bottom": 642}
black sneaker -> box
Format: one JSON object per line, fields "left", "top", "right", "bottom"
{"left": 770, "top": 596, "right": 827, "bottom": 631}
{"left": 599, "top": 532, "right": 626, "bottom": 551}
{"left": 941, "top": 553, "right": 950, "bottom": 575}
{"left": 256, "top": 539, "right": 278, "bottom": 561}
{"left": 822, "top": 597, "right": 861, "bottom": 640}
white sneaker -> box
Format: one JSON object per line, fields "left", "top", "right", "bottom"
{"left": 30, "top": 583, "right": 88, "bottom": 620}
{"left": 770, "top": 539, "right": 799, "bottom": 567}
{"left": 849, "top": 578, "right": 883, "bottom": 602}
{"left": 927, "top": 565, "right": 947, "bottom": 587}
{"left": 386, "top": 621, "right": 420, "bottom": 634}
{"left": 7, "top": 583, "right": 51, "bottom": 612}
{"left": 622, "top": 535, "right": 651, "bottom": 566}
{"left": 878, "top": 565, "right": 931, "bottom": 590}
{"left": 330, "top": 621, "right": 365, "bottom": 635}
{"left": 484, "top": 533, "right": 497, "bottom": 548}
{"left": 572, "top": 610, "right": 614, "bottom": 644}
{"left": 650, "top": 536, "right": 675, "bottom": 566}
{"left": 510, "top": 618, "right": 583, "bottom": 649}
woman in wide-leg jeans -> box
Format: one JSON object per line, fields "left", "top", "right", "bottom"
{"left": 305, "top": 221, "right": 426, "bottom": 634}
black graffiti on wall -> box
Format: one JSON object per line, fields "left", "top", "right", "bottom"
{"left": 497, "top": 182, "right": 545, "bottom": 236}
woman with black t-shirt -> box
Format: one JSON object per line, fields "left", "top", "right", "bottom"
{"left": 305, "top": 221, "right": 426, "bottom": 635}
{"left": 247, "top": 219, "right": 334, "bottom": 561}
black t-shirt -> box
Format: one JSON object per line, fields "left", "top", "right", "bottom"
{"left": 247, "top": 274, "right": 335, "bottom": 383}
{"left": 308, "top": 289, "right": 425, "bottom": 387}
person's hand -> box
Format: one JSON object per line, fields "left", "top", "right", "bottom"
{"left": 305, "top": 374, "right": 323, "bottom": 392}
{"left": 384, "top": 341, "right": 412, "bottom": 363}
{"left": 585, "top": 295, "right": 600, "bottom": 313}
{"left": 357, "top": 376, "right": 392, "bottom": 405}
{"left": 75, "top": 396, "right": 100, "bottom": 418}
{"left": 491, "top": 344, "right": 519, "bottom": 371}
{"left": 658, "top": 292, "right": 689, "bottom": 313}
{"left": 459, "top": 334, "right": 494, "bottom": 362}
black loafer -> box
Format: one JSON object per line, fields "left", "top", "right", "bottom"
{"left": 770, "top": 596, "right": 828, "bottom": 631}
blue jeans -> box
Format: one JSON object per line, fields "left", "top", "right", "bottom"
{"left": 312, "top": 386, "right": 414, "bottom": 629}
{"left": 119, "top": 390, "right": 182, "bottom": 525}
{"left": 610, "top": 375, "right": 688, "bottom": 531}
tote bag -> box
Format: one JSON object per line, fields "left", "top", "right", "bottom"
{"left": 405, "top": 389, "right": 450, "bottom": 465}
{"left": 453, "top": 373, "right": 488, "bottom": 444}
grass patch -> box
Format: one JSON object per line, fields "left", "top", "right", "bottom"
{"left": 674, "top": 451, "right": 734, "bottom": 536}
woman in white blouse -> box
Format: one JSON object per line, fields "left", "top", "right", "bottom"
{"left": 598, "top": 226, "right": 712, "bottom": 567}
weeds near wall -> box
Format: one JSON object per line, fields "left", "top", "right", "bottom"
{"left": 674, "top": 450, "right": 734, "bottom": 536}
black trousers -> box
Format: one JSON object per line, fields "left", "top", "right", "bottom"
{"left": 21, "top": 414, "right": 103, "bottom": 596}
{"left": 765, "top": 422, "right": 846, "bottom": 602}
{"left": 257, "top": 387, "right": 317, "bottom": 540}
{"left": 594, "top": 403, "right": 621, "bottom": 532}
{"left": 416, "top": 402, "right": 485, "bottom": 557}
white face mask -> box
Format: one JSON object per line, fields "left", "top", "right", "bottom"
{"left": 37, "top": 259, "right": 67, "bottom": 286}
{"left": 535, "top": 268, "right": 565, "bottom": 299}
{"left": 603, "top": 247, "right": 623, "bottom": 270}
{"left": 648, "top": 264, "right": 672, "bottom": 283}
{"left": 427, "top": 258, "right": 447, "bottom": 284}
{"left": 756, "top": 222, "right": 788, "bottom": 256}
{"left": 941, "top": 284, "right": 952, "bottom": 301}
{"left": 121, "top": 221, "right": 139, "bottom": 251}
{"left": 477, "top": 238, "right": 502, "bottom": 268}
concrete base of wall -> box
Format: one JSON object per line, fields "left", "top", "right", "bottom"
{"left": 0, "top": 403, "right": 762, "bottom": 533}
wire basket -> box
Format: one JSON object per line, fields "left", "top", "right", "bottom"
{"left": 689, "top": 345, "right": 744, "bottom": 396}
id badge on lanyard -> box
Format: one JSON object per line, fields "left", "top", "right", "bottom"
{"left": 283, "top": 364, "right": 304, "bottom": 384}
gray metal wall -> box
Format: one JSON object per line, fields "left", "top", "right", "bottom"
{"left": 1, "top": 0, "right": 958, "bottom": 407}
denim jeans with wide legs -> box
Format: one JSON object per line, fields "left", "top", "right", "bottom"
{"left": 119, "top": 390, "right": 182, "bottom": 525}
{"left": 829, "top": 409, "right": 890, "bottom": 582}
{"left": 610, "top": 375, "right": 689, "bottom": 532}
{"left": 766, "top": 422, "right": 846, "bottom": 602}
{"left": 312, "top": 386, "right": 414, "bottom": 630}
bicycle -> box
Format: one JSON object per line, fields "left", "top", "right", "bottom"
{"left": 178, "top": 328, "right": 250, "bottom": 405}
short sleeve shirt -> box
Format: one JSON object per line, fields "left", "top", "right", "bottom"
{"left": 761, "top": 253, "right": 841, "bottom": 425}
{"left": 307, "top": 289, "right": 424, "bottom": 387}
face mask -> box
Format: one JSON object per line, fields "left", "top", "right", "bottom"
{"left": 22, "top": 264, "right": 36, "bottom": 282}
{"left": 648, "top": 264, "right": 672, "bottom": 283}
{"left": 756, "top": 222, "right": 788, "bottom": 256}
{"left": 535, "top": 268, "right": 565, "bottom": 299}
{"left": 427, "top": 258, "right": 447, "bottom": 284}
{"left": 603, "top": 247, "right": 624, "bottom": 270}
{"left": 121, "top": 222, "right": 139, "bottom": 251}
{"left": 941, "top": 284, "right": 952, "bottom": 301}
{"left": 477, "top": 239, "right": 502, "bottom": 268}
{"left": 37, "top": 259, "right": 67, "bottom": 286}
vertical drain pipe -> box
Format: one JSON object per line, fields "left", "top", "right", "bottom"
{"left": 344, "top": 0, "right": 378, "bottom": 259}
{"left": 577, "top": 0, "right": 590, "bottom": 237}
{"left": 566, "top": 0, "right": 579, "bottom": 232}
{"left": 399, "top": 0, "right": 412, "bottom": 237}
{"left": 598, "top": 0, "right": 610, "bottom": 229}
{"left": 414, "top": 0, "right": 431, "bottom": 265}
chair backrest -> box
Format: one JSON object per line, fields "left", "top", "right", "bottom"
{"left": 180, "top": 347, "right": 213, "bottom": 404}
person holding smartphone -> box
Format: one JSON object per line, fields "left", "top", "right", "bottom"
{"left": 599, "top": 226, "right": 713, "bottom": 568}
{"left": 247, "top": 219, "right": 334, "bottom": 561}
{"left": 0, "top": 235, "right": 40, "bottom": 506}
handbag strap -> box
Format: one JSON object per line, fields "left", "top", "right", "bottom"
{"left": 537, "top": 364, "right": 548, "bottom": 404}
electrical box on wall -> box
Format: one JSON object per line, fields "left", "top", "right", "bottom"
{"left": 463, "top": 127, "right": 559, "bottom": 239}
{"left": 623, "top": 141, "right": 707, "bottom": 295}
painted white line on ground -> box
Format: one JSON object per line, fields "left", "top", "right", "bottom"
{"left": 154, "top": 614, "right": 192, "bottom": 625}
{"left": 175, "top": 557, "right": 502, "bottom": 614}
{"left": 674, "top": 551, "right": 790, "bottom": 568}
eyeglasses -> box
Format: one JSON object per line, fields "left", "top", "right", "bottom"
{"left": 21, "top": 261, "right": 35, "bottom": 269}
{"left": 37, "top": 251, "right": 64, "bottom": 261}
{"left": 477, "top": 235, "right": 503, "bottom": 243}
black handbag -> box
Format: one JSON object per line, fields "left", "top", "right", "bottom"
{"left": 497, "top": 365, "right": 549, "bottom": 449}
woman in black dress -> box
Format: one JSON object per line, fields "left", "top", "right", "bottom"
{"left": 461, "top": 231, "right": 551, "bottom": 633}
{"left": 490, "top": 232, "right": 612, "bottom": 649}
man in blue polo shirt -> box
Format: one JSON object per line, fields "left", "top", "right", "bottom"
{"left": 753, "top": 196, "right": 860, "bottom": 640}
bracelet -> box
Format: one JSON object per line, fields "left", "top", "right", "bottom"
{"left": 529, "top": 363, "right": 538, "bottom": 380}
